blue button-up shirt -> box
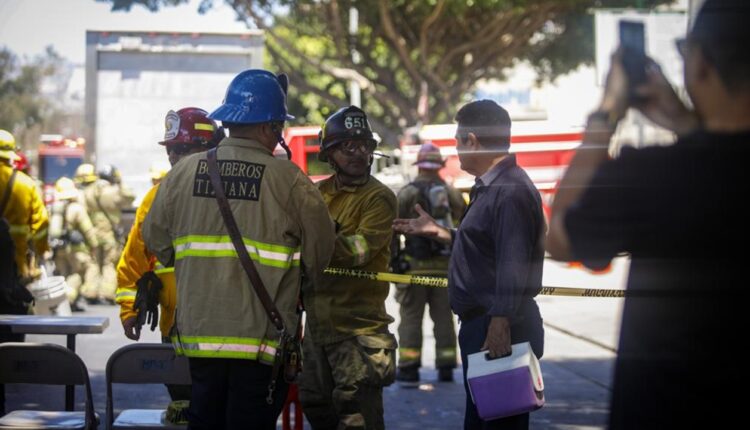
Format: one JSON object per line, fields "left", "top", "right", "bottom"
{"left": 448, "top": 154, "right": 545, "bottom": 322}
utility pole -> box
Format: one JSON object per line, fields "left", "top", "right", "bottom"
{"left": 349, "top": 6, "right": 361, "bottom": 107}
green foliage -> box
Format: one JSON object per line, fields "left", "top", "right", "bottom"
{"left": 0, "top": 47, "right": 66, "bottom": 148}
{"left": 100, "top": 0, "right": 675, "bottom": 141}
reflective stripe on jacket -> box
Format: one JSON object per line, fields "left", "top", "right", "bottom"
{"left": 304, "top": 175, "right": 397, "bottom": 345}
{"left": 116, "top": 184, "right": 176, "bottom": 337}
{"left": 1, "top": 163, "right": 49, "bottom": 278}
{"left": 143, "top": 137, "right": 335, "bottom": 363}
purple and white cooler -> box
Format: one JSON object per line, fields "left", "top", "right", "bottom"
{"left": 467, "top": 341, "right": 544, "bottom": 420}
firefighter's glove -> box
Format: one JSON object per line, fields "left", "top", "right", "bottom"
{"left": 134, "top": 271, "right": 163, "bottom": 332}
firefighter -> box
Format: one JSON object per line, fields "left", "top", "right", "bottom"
{"left": 1, "top": 129, "right": 48, "bottom": 341}
{"left": 49, "top": 177, "right": 99, "bottom": 311}
{"left": 75, "top": 162, "right": 131, "bottom": 304}
{"left": 116, "top": 107, "right": 222, "bottom": 401}
{"left": 72, "top": 163, "right": 105, "bottom": 302}
{"left": 142, "top": 69, "right": 335, "bottom": 429}
{"left": 392, "top": 142, "right": 465, "bottom": 385}
{"left": 299, "top": 106, "right": 398, "bottom": 430}
{"left": 98, "top": 164, "right": 136, "bottom": 209}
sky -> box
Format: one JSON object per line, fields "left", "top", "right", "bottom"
{"left": 0, "top": 0, "right": 250, "bottom": 64}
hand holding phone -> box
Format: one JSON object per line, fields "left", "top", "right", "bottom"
{"left": 619, "top": 20, "right": 648, "bottom": 91}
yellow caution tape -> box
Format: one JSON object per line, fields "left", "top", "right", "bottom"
{"left": 324, "top": 267, "right": 448, "bottom": 288}
{"left": 539, "top": 286, "right": 625, "bottom": 298}
{"left": 324, "top": 267, "right": 625, "bottom": 298}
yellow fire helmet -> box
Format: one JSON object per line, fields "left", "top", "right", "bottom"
{"left": 74, "top": 163, "right": 97, "bottom": 184}
{"left": 150, "top": 164, "right": 169, "bottom": 182}
{"left": 55, "top": 177, "right": 80, "bottom": 201}
{"left": 0, "top": 129, "right": 19, "bottom": 161}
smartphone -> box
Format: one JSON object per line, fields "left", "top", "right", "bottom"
{"left": 619, "top": 20, "right": 648, "bottom": 88}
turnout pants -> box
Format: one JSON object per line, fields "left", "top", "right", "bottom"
{"left": 395, "top": 283, "right": 457, "bottom": 369}
{"left": 54, "top": 249, "right": 93, "bottom": 303}
{"left": 299, "top": 332, "right": 396, "bottom": 430}
{"left": 81, "top": 242, "right": 118, "bottom": 301}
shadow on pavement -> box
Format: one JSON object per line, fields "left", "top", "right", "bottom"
{"left": 4, "top": 357, "right": 611, "bottom": 429}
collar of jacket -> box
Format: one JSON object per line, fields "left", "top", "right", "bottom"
{"left": 318, "top": 175, "right": 370, "bottom": 195}
{"left": 322, "top": 174, "right": 370, "bottom": 193}
{"left": 218, "top": 137, "right": 273, "bottom": 155}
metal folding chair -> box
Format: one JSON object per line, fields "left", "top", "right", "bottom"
{"left": 0, "top": 342, "right": 98, "bottom": 429}
{"left": 105, "top": 343, "right": 191, "bottom": 430}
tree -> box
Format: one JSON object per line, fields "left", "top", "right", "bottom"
{"left": 0, "top": 46, "right": 67, "bottom": 150}
{"left": 102, "top": 0, "right": 673, "bottom": 143}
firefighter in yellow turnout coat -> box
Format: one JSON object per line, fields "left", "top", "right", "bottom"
{"left": 1, "top": 130, "right": 49, "bottom": 283}
{"left": 49, "top": 177, "right": 99, "bottom": 309}
{"left": 116, "top": 107, "right": 220, "bottom": 400}
{"left": 143, "top": 70, "right": 335, "bottom": 429}
{"left": 300, "top": 106, "right": 398, "bottom": 430}
{"left": 1, "top": 129, "right": 48, "bottom": 340}
{"left": 116, "top": 185, "right": 175, "bottom": 336}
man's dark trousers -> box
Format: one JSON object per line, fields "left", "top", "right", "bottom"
{"left": 187, "top": 357, "right": 289, "bottom": 430}
{"left": 458, "top": 311, "right": 543, "bottom": 430}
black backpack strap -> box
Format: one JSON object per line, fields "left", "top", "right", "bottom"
{"left": 410, "top": 179, "right": 440, "bottom": 215}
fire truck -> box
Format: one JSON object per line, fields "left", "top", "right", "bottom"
{"left": 37, "top": 135, "right": 86, "bottom": 204}
{"left": 281, "top": 126, "right": 333, "bottom": 182}
{"left": 401, "top": 121, "right": 583, "bottom": 221}
{"left": 281, "top": 121, "right": 584, "bottom": 221}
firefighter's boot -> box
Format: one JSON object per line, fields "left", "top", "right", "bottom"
{"left": 438, "top": 366, "right": 454, "bottom": 382}
{"left": 396, "top": 365, "right": 419, "bottom": 388}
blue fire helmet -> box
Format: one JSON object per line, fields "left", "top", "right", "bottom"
{"left": 208, "top": 69, "right": 295, "bottom": 124}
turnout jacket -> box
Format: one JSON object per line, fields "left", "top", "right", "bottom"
{"left": 49, "top": 198, "right": 99, "bottom": 251}
{"left": 143, "top": 137, "right": 335, "bottom": 364}
{"left": 1, "top": 163, "right": 49, "bottom": 279}
{"left": 116, "top": 184, "right": 176, "bottom": 337}
{"left": 304, "top": 175, "right": 397, "bottom": 345}
{"left": 82, "top": 180, "right": 132, "bottom": 246}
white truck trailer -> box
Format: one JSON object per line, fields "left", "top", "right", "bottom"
{"left": 84, "top": 30, "right": 264, "bottom": 203}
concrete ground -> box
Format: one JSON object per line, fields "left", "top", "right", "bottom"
{"left": 4, "top": 257, "right": 628, "bottom": 429}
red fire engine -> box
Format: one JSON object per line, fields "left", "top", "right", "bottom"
{"left": 281, "top": 121, "right": 583, "bottom": 222}
{"left": 282, "top": 126, "right": 333, "bottom": 182}
{"left": 406, "top": 121, "right": 583, "bottom": 221}
{"left": 37, "top": 135, "right": 86, "bottom": 204}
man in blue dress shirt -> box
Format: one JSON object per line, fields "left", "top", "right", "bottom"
{"left": 394, "top": 100, "right": 544, "bottom": 430}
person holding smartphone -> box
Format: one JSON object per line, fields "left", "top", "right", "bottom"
{"left": 547, "top": 1, "right": 750, "bottom": 428}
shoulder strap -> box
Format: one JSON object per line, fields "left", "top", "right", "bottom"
{"left": 411, "top": 179, "right": 438, "bottom": 214}
{"left": 206, "top": 147, "right": 286, "bottom": 333}
{"left": 1, "top": 169, "right": 18, "bottom": 216}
